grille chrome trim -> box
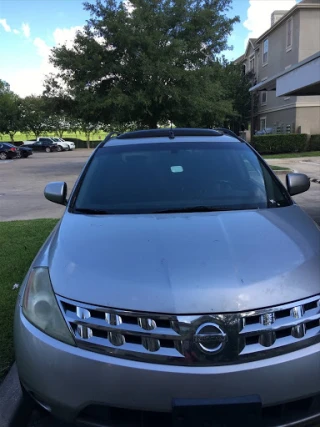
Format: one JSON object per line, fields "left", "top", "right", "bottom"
{"left": 57, "top": 294, "right": 320, "bottom": 366}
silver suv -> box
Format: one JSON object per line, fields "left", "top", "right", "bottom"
{"left": 14, "top": 129, "right": 320, "bottom": 426}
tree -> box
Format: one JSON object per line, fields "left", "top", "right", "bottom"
{"left": 20, "top": 96, "right": 50, "bottom": 138}
{"left": 48, "top": 0, "right": 239, "bottom": 129}
{"left": 222, "top": 63, "right": 255, "bottom": 133}
{"left": 0, "top": 90, "right": 22, "bottom": 142}
{"left": 0, "top": 79, "right": 10, "bottom": 94}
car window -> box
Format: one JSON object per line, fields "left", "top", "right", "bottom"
{"left": 73, "top": 141, "right": 291, "bottom": 214}
{"left": 241, "top": 154, "right": 264, "bottom": 186}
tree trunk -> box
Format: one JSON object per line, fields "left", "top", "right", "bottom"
{"left": 86, "top": 132, "right": 91, "bottom": 149}
{"left": 58, "top": 130, "right": 64, "bottom": 138}
{"left": 9, "top": 132, "right": 15, "bottom": 143}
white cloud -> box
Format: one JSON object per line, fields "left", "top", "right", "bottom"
{"left": 123, "top": 0, "right": 134, "bottom": 14}
{"left": 53, "top": 26, "right": 83, "bottom": 49}
{"left": 243, "top": 0, "right": 297, "bottom": 47}
{"left": 13, "top": 29, "right": 20, "bottom": 34}
{"left": 0, "top": 18, "right": 11, "bottom": 32}
{"left": 6, "top": 25, "right": 83, "bottom": 97}
{"left": 22, "top": 22, "right": 31, "bottom": 38}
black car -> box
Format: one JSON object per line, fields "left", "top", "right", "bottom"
{"left": 0, "top": 142, "right": 19, "bottom": 160}
{"left": 18, "top": 145, "right": 33, "bottom": 158}
{"left": 3, "top": 143, "right": 33, "bottom": 158}
{"left": 26, "top": 139, "right": 57, "bottom": 153}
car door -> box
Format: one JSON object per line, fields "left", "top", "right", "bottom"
{"left": 32, "top": 141, "right": 42, "bottom": 151}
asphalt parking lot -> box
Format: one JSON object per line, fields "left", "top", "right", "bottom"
{"left": 0, "top": 150, "right": 319, "bottom": 224}
{"left": 0, "top": 150, "right": 93, "bottom": 222}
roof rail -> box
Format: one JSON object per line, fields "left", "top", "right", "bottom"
{"left": 116, "top": 128, "right": 223, "bottom": 140}
{"left": 214, "top": 127, "right": 246, "bottom": 143}
{"left": 97, "top": 131, "right": 121, "bottom": 149}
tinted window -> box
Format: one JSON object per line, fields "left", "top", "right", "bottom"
{"left": 73, "top": 141, "right": 291, "bottom": 214}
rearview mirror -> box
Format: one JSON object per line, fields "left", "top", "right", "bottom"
{"left": 44, "top": 182, "right": 68, "bottom": 205}
{"left": 286, "top": 173, "right": 310, "bottom": 196}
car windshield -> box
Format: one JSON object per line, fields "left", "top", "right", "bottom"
{"left": 73, "top": 141, "right": 291, "bottom": 214}
{"left": 52, "top": 138, "right": 60, "bottom": 142}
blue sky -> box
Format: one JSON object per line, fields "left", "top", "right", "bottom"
{"left": 0, "top": 0, "right": 297, "bottom": 97}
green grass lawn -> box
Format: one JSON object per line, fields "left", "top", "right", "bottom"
{"left": 264, "top": 151, "right": 320, "bottom": 159}
{"left": 0, "top": 130, "right": 108, "bottom": 143}
{"left": 270, "top": 165, "right": 291, "bottom": 171}
{"left": 0, "top": 219, "right": 58, "bottom": 380}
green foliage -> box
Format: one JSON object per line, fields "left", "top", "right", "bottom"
{"left": 309, "top": 135, "right": 320, "bottom": 151}
{"left": 0, "top": 219, "right": 58, "bottom": 380}
{"left": 0, "top": 90, "right": 23, "bottom": 142}
{"left": 223, "top": 65, "right": 254, "bottom": 131}
{"left": 252, "top": 134, "right": 308, "bottom": 154}
{"left": 47, "top": 0, "right": 239, "bottom": 128}
{"left": 0, "top": 79, "right": 10, "bottom": 94}
{"left": 20, "top": 96, "right": 49, "bottom": 137}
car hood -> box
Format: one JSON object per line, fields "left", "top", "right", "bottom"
{"left": 37, "top": 206, "right": 320, "bottom": 314}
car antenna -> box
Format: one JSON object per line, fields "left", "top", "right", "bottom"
{"left": 169, "top": 119, "right": 175, "bottom": 139}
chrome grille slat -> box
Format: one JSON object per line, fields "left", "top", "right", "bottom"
{"left": 240, "top": 311, "right": 320, "bottom": 335}
{"left": 57, "top": 294, "right": 320, "bottom": 366}
{"left": 65, "top": 311, "right": 181, "bottom": 340}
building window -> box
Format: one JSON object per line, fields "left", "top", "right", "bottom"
{"left": 262, "top": 39, "right": 268, "bottom": 65}
{"left": 286, "top": 18, "right": 293, "bottom": 51}
{"left": 249, "top": 55, "right": 255, "bottom": 72}
{"left": 261, "top": 91, "right": 267, "bottom": 105}
{"left": 260, "top": 117, "right": 267, "bottom": 130}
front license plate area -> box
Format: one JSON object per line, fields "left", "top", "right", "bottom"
{"left": 172, "top": 395, "right": 262, "bottom": 427}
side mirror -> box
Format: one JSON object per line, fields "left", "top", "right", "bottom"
{"left": 44, "top": 182, "right": 68, "bottom": 205}
{"left": 286, "top": 173, "right": 310, "bottom": 196}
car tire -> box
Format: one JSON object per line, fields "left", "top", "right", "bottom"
{"left": 57, "top": 145, "right": 62, "bottom": 152}
{"left": 45, "top": 147, "right": 51, "bottom": 153}
{"left": 0, "top": 152, "right": 8, "bottom": 160}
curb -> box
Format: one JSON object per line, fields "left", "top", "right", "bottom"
{"left": 0, "top": 363, "right": 35, "bottom": 427}
{"left": 273, "top": 170, "right": 292, "bottom": 176}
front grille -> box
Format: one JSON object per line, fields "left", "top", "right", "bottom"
{"left": 57, "top": 294, "right": 320, "bottom": 366}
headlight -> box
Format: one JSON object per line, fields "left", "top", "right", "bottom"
{"left": 22, "top": 267, "right": 75, "bottom": 346}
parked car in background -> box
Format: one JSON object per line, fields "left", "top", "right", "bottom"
{"left": 17, "top": 145, "right": 33, "bottom": 158}
{"left": 23, "top": 139, "right": 58, "bottom": 153}
{"left": 14, "top": 128, "right": 320, "bottom": 427}
{"left": 51, "top": 137, "right": 75, "bottom": 151}
{"left": 0, "top": 142, "right": 18, "bottom": 160}
{"left": 24, "top": 137, "right": 62, "bottom": 151}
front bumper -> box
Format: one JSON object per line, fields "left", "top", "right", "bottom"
{"left": 14, "top": 306, "right": 320, "bottom": 426}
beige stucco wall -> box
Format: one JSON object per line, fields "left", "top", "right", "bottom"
{"left": 298, "top": 9, "right": 320, "bottom": 62}
{"left": 257, "top": 12, "right": 300, "bottom": 81}
{"left": 295, "top": 106, "right": 320, "bottom": 134}
{"left": 257, "top": 108, "right": 296, "bottom": 132}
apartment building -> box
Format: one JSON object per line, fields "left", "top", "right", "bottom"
{"left": 236, "top": 0, "right": 320, "bottom": 135}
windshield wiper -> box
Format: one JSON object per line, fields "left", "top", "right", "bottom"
{"left": 73, "top": 208, "right": 111, "bottom": 215}
{"left": 152, "top": 206, "right": 233, "bottom": 214}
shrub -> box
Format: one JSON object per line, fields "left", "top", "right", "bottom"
{"left": 309, "top": 135, "right": 320, "bottom": 151}
{"left": 252, "top": 134, "right": 308, "bottom": 154}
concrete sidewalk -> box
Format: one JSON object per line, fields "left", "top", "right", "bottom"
{"left": 266, "top": 156, "right": 320, "bottom": 181}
